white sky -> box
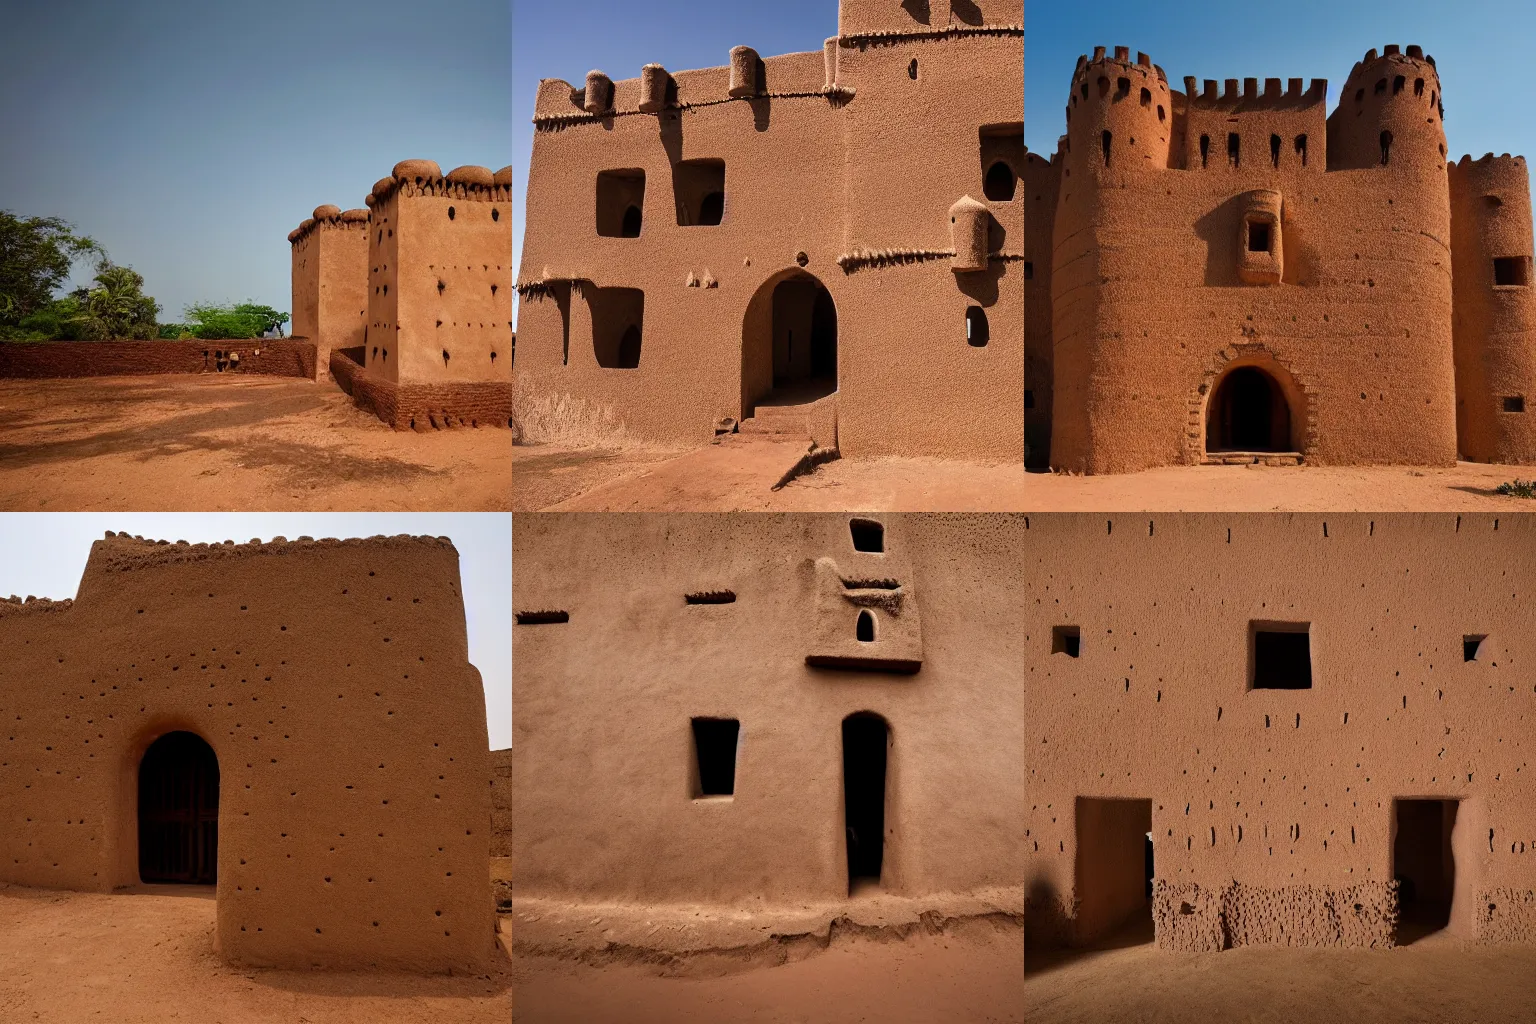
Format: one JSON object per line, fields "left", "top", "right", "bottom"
{"left": 0, "top": 513, "right": 510, "bottom": 750}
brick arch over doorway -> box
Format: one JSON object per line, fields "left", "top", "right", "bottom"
{"left": 1186, "top": 345, "right": 1316, "bottom": 464}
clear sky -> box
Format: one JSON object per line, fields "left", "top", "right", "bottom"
{"left": 0, "top": 513, "right": 510, "bottom": 751}
{"left": 1026, "top": 0, "right": 1536, "bottom": 181}
{"left": 511, "top": 0, "right": 839, "bottom": 326}
{"left": 0, "top": 0, "right": 509, "bottom": 325}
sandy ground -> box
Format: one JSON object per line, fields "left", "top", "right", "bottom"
{"left": 515, "top": 440, "right": 1536, "bottom": 511}
{"left": 512, "top": 918, "right": 1025, "bottom": 1023}
{"left": 0, "top": 375, "right": 510, "bottom": 511}
{"left": 0, "top": 883, "right": 512, "bottom": 1023}
{"left": 1026, "top": 918, "right": 1536, "bottom": 1023}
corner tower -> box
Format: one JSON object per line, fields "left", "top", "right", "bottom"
{"left": 289, "top": 205, "right": 369, "bottom": 377}
{"left": 1450, "top": 154, "right": 1536, "bottom": 463}
{"left": 1326, "top": 45, "right": 1446, "bottom": 172}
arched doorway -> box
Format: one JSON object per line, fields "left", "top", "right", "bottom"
{"left": 741, "top": 270, "right": 837, "bottom": 418}
{"left": 842, "top": 712, "right": 888, "bottom": 894}
{"left": 138, "top": 731, "right": 219, "bottom": 884}
{"left": 1206, "top": 365, "right": 1294, "bottom": 452}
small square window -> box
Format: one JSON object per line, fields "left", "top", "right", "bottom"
{"left": 1251, "top": 622, "right": 1311, "bottom": 689}
{"left": 1463, "top": 635, "right": 1486, "bottom": 662}
{"left": 596, "top": 168, "right": 646, "bottom": 238}
{"left": 691, "top": 718, "right": 739, "bottom": 797}
{"left": 1052, "top": 626, "right": 1080, "bottom": 658}
{"left": 1248, "top": 222, "right": 1271, "bottom": 253}
{"left": 850, "top": 518, "right": 884, "bottom": 553}
{"left": 1493, "top": 256, "right": 1531, "bottom": 286}
{"left": 673, "top": 158, "right": 725, "bottom": 227}
{"left": 1503, "top": 396, "right": 1526, "bottom": 413}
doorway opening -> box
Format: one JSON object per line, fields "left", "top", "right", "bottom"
{"left": 1393, "top": 798, "right": 1459, "bottom": 941}
{"left": 138, "top": 731, "right": 219, "bottom": 885}
{"left": 1073, "top": 797, "right": 1154, "bottom": 945}
{"left": 842, "top": 712, "right": 888, "bottom": 894}
{"left": 741, "top": 271, "right": 837, "bottom": 419}
{"left": 1206, "top": 365, "right": 1293, "bottom": 452}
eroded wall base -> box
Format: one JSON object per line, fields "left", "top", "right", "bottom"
{"left": 331, "top": 348, "right": 512, "bottom": 429}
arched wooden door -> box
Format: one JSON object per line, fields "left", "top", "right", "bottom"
{"left": 138, "top": 731, "right": 219, "bottom": 884}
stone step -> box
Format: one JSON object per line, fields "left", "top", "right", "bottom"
{"left": 740, "top": 415, "right": 809, "bottom": 436}
{"left": 1202, "top": 451, "right": 1303, "bottom": 467}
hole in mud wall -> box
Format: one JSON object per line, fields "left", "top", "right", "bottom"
{"left": 673, "top": 158, "right": 726, "bottom": 227}
{"left": 691, "top": 718, "right": 740, "bottom": 797}
{"left": 1227, "top": 133, "right": 1240, "bottom": 168}
{"left": 1463, "top": 635, "right": 1486, "bottom": 662}
{"left": 492, "top": 208, "right": 500, "bottom": 221}
{"left": 857, "top": 610, "right": 876, "bottom": 643}
{"left": 965, "top": 306, "right": 989, "bottom": 347}
{"left": 850, "top": 518, "right": 884, "bottom": 553}
{"left": 515, "top": 610, "right": 569, "bottom": 625}
{"left": 1073, "top": 798, "right": 1154, "bottom": 945}
{"left": 139, "top": 731, "right": 219, "bottom": 885}
{"left": 983, "top": 161, "right": 1016, "bottom": 202}
{"left": 1247, "top": 221, "right": 1271, "bottom": 253}
{"left": 1270, "top": 133, "right": 1281, "bottom": 168}
{"left": 1393, "top": 799, "right": 1459, "bottom": 940}
{"left": 448, "top": 206, "right": 456, "bottom": 220}
{"left": 1139, "top": 87, "right": 1151, "bottom": 106}
{"left": 1380, "top": 131, "right": 1393, "bottom": 166}
{"left": 1207, "top": 366, "right": 1293, "bottom": 453}
{"left": 1052, "top": 626, "right": 1081, "bottom": 658}
{"left": 588, "top": 286, "right": 644, "bottom": 369}
{"left": 595, "top": 168, "right": 645, "bottom": 237}
{"left": 1494, "top": 257, "right": 1532, "bottom": 286}
{"left": 1101, "top": 130, "right": 1112, "bottom": 166}
{"left": 1250, "top": 622, "right": 1312, "bottom": 689}
{"left": 1295, "top": 134, "right": 1308, "bottom": 166}
{"left": 908, "top": 58, "right": 918, "bottom": 80}
{"left": 685, "top": 590, "right": 736, "bottom": 605}
{"left": 1503, "top": 396, "right": 1526, "bottom": 413}
{"left": 842, "top": 712, "right": 888, "bottom": 893}
{"left": 1200, "top": 134, "right": 1210, "bottom": 168}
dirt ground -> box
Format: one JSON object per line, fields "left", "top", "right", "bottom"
{"left": 514, "top": 440, "right": 1536, "bottom": 512}
{"left": 0, "top": 883, "right": 511, "bottom": 1023}
{"left": 512, "top": 919, "right": 1025, "bottom": 1023}
{"left": 1026, "top": 918, "right": 1536, "bottom": 1024}
{"left": 0, "top": 375, "right": 510, "bottom": 511}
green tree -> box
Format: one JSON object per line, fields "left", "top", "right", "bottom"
{"left": 0, "top": 212, "right": 104, "bottom": 327}
{"left": 70, "top": 263, "right": 161, "bottom": 340}
{"left": 184, "top": 301, "right": 290, "bottom": 340}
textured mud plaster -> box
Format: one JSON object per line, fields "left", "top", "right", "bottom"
{"left": 511, "top": 513, "right": 1024, "bottom": 920}
{"left": 292, "top": 161, "right": 513, "bottom": 429}
{"left": 1024, "top": 514, "right": 1536, "bottom": 952}
{"left": 515, "top": 1, "right": 1024, "bottom": 461}
{"left": 0, "top": 534, "right": 495, "bottom": 971}
{"left": 1027, "top": 43, "right": 1536, "bottom": 473}
{"left": 490, "top": 748, "right": 511, "bottom": 915}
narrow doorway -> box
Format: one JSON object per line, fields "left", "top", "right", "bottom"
{"left": 1393, "top": 798, "right": 1459, "bottom": 941}
{"left": 842, "top": 712, "right": 888, "bottom": 894}
{"left": 1073, "top": 797, "right": 1154, "bottom": 945}
{"left": 138, "top": 731, "right": 219, "bottom": 884}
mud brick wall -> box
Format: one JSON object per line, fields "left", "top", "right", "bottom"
{"left": 333, "top": 347, "right": 512, "bottom": 429}
{"left": 0, "top": 339, "right": 316, "bottom": 380}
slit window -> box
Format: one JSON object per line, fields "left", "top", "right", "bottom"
{"left": 1251, "top": 622, "right": 1312, "bottom": 689}
{"left": 685, "top": 590, "right": 736, "bottom": 604}
{"left": 1295, "top": 134, "right": 1308, "bottom": 166}
{"left": 1200, "top": 134, "right": 1210, "bottom": 168}
{"left": 1494, "top": 257, "right": 1532, "bottom": 286}
{"left": 673, "top": 158, "right": 726, "bottom": 227}
{"left": 983, "top": 161, "right": 1016, "bottom": 201}
{"left": 1270, "top": 134, "right": 1281, "bottom": 168}
{"left": 1052, "top": 626, "right": 1080, "bottom": 658}
{"left": 850, "top": 518, "right": 884, "bottom": 553}
{"left": 1393, "top": 75, "right": 1405, "bottom": 94}
{"left": 857, "top": 610, "right": 875, "bottom": 642}
{"left": 1414, "top": 78, "right": 1425, "bottom": 96}
{"left": 596, "top": 168, "right": 646, "bottom": 237}
{"left": 1380, "top": 130, "right": 1393, "bottom": 166}
{"left": 515, "top": 610, "right": 569, "bottom": 625}
{"left": 1139, "top": 87, "right": 1151, "bottom": 106}
{"left": 966, "top": 306, "right": 989, "bottom": 347}
{"left": 1503, "top": 396, "right": 1526, "bottom": 413}
{"left": 1102, "top": 130, "right": 1112, "bottom": 166}
{"left": 691, "top": 718, "right": 739, "bottom": 797}
{"left": 1228, "top": 132, "right": 1240, "bottom": 168}
{"left": 1463, "top": 635, "right": 1486, "bottom": 662}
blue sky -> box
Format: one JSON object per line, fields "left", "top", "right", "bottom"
{"left": 0, "top": 513, "right": 510, "bottom": 750}
{"left": 0, "top": 0, "right": 509, "bottom": 325}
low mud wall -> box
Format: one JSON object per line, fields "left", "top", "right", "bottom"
{"left": 0, "top": 339, "right": 317, "bottom": 380}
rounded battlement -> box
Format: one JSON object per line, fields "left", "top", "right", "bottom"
{"left": 446, "top": 165, "right": 494, "bottom": 187}
{"left": 392, "top": 159, "right": 443, "bottom": 184}
{"left": 340, "top": 208, "right": 369, "bottom": 223}
{"left": 494, "top": 166, "right": 512, "bottom": 186}
{"left": 312, "top": 204, "right": 342, "bottom": 221}
{"left": 1330, "top": 45, "right": 1444, "bottom": 171}
{"left": 1064, "top": 46, "right": 1172, "bottom": 175}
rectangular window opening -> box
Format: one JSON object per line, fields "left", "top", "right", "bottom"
{"left": 1493, "top": 256, "right": 1532, "bottom": 286}
{"left": 515, "top": 610, "right": 569, "bottom": 625}
{"left": 1251, "top": 622, "right": 1312, "bottom": 689}
{"left": 1052, "top": 626, "right": 1081, "bottom": 658}
{"left": 1248, "top": 222, "right": 1271, "bottom": 253}
{"left": 673, "top": 158, "right": 726, "bottom": 227}
{"left": 588, "top": 285, "right": 644, "bottom": 369}
{"left": 685, "top": 590, "right": 736, "bottom": 605}
{"left": 1463, "top": 634, "right": 1486, "bottom": 661}
{"left": 595, "top": 168, "right": 646, "bottom": 238}
{"left": 1503, "top": 396, "right": 1526, "bottom": 413}
{"left": 850, "top": 518, "right": 884, "bottom": 553}
{"left": 691, "top": 718, "right": 740, "bottom": 798}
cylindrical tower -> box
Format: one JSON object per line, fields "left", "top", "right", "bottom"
{"left": 1450, "top": 153, "right": 1536, "bottom": 463}
{"left": 1327, "top": 45, "right": 1445, "bottom": 172}
{"left": 1063, "top": 46, "right": 1173, "bottom": 180}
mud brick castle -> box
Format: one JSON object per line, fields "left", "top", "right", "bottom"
{"left": 290, "top": 160, "right": 514, "bottom": 429}
{"left": 1025, "top": 45, "right": 1536, "bottom": 472}
{"left": 0, "top": 533, "right": 500, "bottom": 971}
{"left": 513, "top": 1, "right": 1024, "bottom": 459}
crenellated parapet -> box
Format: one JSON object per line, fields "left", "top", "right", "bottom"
{"left": 288, "top": 204, "right": 369, "bottom": 246}
{"left": 1063, "top": 46, "right": 1173, "bottom": 174}
{"left": 367, "top": 160, "right": 513, "bottom": 207}
{"left": 1327, "top": 45, "right": 1445, "bottom": 171}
